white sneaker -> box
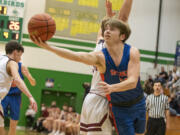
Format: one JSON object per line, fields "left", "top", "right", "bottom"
{"left": 59, "top": 132, "right": 65, "bottom": 135}
{"left": 54, "top": 131, "right": 60, "bottom": 135}
{"left": 48, "top": 131, "right": 55, "bottom": 135}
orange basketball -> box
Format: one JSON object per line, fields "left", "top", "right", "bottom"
{"left": 28, "top": 13, "right": 56, "bottom": 41}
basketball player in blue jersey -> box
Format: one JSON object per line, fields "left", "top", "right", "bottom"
{"left": 98, "top": 20, "right": 145, "bottom": 135}
{"left": 1, "top": 62, "right": 36, "bottom": 135}
{"left": 81, "top": 1, "right": 134, "bottom": 135}
{"left": 31, "top": 3, "right": 145, "bottom": 135}
{"left": 0, "top": 41, "right": 37, "bottom": 135}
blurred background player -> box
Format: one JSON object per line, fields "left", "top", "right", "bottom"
{"left": 0, "top": 41, "right": 37, "bottom": 135}
{"left": 1, "top": 58, "right": 36, "bottom": 135}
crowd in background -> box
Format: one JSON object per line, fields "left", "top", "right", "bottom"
{"left": 144, "top": 66, "right": 180, "bottom": 116}
{"left": 26, "top": 101, "right": 80, "bottom": 135}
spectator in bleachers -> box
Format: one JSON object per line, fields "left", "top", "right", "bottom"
{"left": 167, "top": 75, "right": 180, "bottom": 94}
{"left": 169, "top": 92, "right": 180, "bottom": 116}
{"left": 33, "top": 104, "right": 49, "bottom": 132}
{"left": 65, "top": 106, "right": 74, "bottom": 135}
{"left": 159, "top": 66, "right": 168, "bottom": 85}
{"left": 43, "top": 101, "right": 61, "bottom": 133}
{"left": 171, "top": 76, "right": 180, "bottom": 93}
{"left": 49, "top": 103, "right": 68, "bottom": 135}
{"left": 41, "top": 103, "right": 49, "bottom": 118}
{"left": 144, "top": 75, "right": 154, "bottom": 95}
{"left": 154, "top": 74, "right": 159, "bottom": 82}
{"left": 172, "top": 66, "right": 180, "bottom": 79}
{"left": 65, "top": 106, "right": 80, "bottom": 135}
{"left": 71, "top": 109, "right": 80, "bottom": 135}
{"left": 168, "top": 70, "right": 173, "bottom": 82}
{"left": 25, "top": 105, "right": 36, "bottom": 129}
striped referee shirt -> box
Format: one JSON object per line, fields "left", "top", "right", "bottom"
{"left": 146, "top": 94, "right": 169, "bottom": 118}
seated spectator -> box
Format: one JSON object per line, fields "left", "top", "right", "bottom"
{"left": 159, "top": 66, "right": 168, "bottom": 83}
{"left": 49, "top": 103, "right": 68, "bottom": 135}
{"left": 33, "top": 104, "right": 49, "bottom": 132}
{"left": 169, "top": 92, "right": 180, "bottom": 116}
{"left": 172, "top": 76, "right": 180, "bottom": 93}
{"left": 43, "top": 101, "right": 61, "bottom": 134}
{"left": 168, "top": 70, "right": 173, "bottom": 82}
{"left": 172, "top": 66, "right": 180, "bottom": 79}
{"left": 41, "top": 103, "right": 49, "bottom": 118}
{"left": 167, "top": 75, "right": 180, "bottom": 94}
{"left": 144, "top": 75, "right": 154, "bottom": 95}
{"left": 71, "top": 109, "right": 80, "bottom": 135}
{"left": 25, "top": 105, "right": 36, "bottom": 129}
{"left": 154, "top": 74, "right": 159, "bottom": 82}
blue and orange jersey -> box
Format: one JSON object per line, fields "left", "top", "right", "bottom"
{"left": 8, "top": 62, "right": 24, "bottom": 95}
{"left": 101, "top": 43, "right": 143, "bottom": 103}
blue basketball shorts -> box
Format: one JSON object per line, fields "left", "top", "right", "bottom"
{"left": 111, "top": 98, "right": 146, "bottom": 135}
{"left": 1, "top": 94, "right": 21, "bottom": 120}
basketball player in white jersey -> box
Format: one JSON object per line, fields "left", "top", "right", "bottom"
{"left": 31, "top": 1, "right": 132, "bottom": 134}
{"left": 0, "top": 41, "right": 37, "bottom": 135}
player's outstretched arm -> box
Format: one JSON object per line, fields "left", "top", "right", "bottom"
{"left": 96, "top": 0, "right": 115, "bottom": 42}
{"left": 118, "top": 0, "right": 133, "bottom": 22}
{"left": 98, "top": 47, "right": 140, "bottom": 94}
{"left": 106, "top": 0, "right": 116, "bottom": 18}
{"left": 7, "top": 61, "right": 37, "bottom": 112}
{"left": 21, "top": 65, "right": 36, "bottom": 86}
{"left": 31, "top": 36, "right": 102, "bottom": 67}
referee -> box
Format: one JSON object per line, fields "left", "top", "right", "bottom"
{"left": 145, "top": 80, "right": 169, "bottom": 135}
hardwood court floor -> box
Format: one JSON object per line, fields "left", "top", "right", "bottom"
{"left": 166, "top": 114, "right": 180, "bottom": 135}
{"left": 14, "top": 127, "right": 180, "bottom": 135}
{"left": 13, "top": 115, "right": 180, "bottom": 135}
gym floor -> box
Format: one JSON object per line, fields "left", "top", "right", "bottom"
{"left": 7, "top": 114, "right": 180, "bottom": 135}
{"left": 13, "top": 129, "right": 180, "bottom": 135}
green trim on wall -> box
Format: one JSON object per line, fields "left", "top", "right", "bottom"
{"left": 22, "top": 41, "right": 90, "bottom": 52}
{"left": 22, "top": 41, "right": 38, "bottom": 48}
{"left": 22, "top": 34, "right": 175, "bottom": 64}
{"left": 140, "top": 57, "right": 174, "bottom": 65}
{"left": 158, "top": 52, "right": 175, "bottom": 58}
{"left": 49, "top": 38, "right": 95, "bottom": 48}
{"left": 140, "top": 50, "right": 175, "bottom": 58}
{"left": 140, "top": 57, "right": 154, "bottom": 63}
{"left": 23, "top": 34, "right": 96, "bottom": 48}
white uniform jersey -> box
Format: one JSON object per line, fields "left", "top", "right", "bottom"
{"left": 80, "top": 40, "right": 112, "bottom": 134}
{"left": 90, "top": 39, "right": 106, "bottom": 96}
{"left": 0, "top": 55, "right": 13, "bottom": 100}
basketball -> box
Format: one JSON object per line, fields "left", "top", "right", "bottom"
{"left": 28, "top": 13, "right": 56, "bottom": 41}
